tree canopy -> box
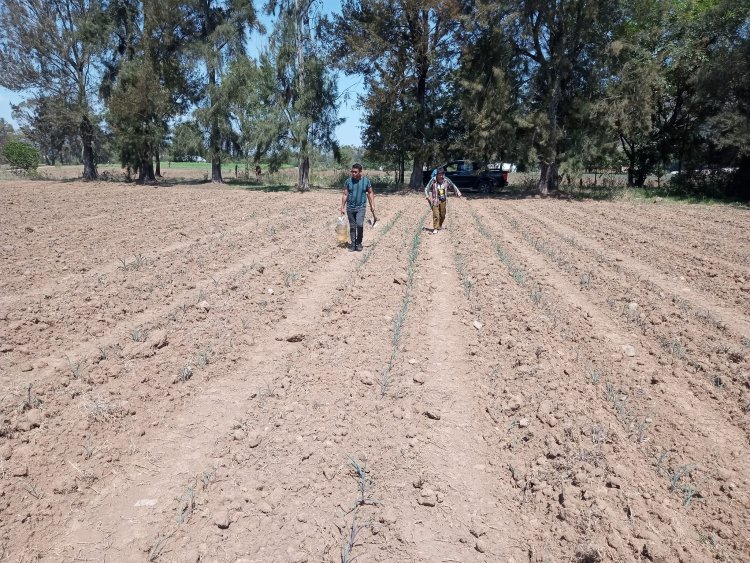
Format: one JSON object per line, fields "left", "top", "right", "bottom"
{"left": 0, "top": 0, "right": 747, "bottom": 197}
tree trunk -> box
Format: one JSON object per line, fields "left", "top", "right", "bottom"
{"left": 80, "top": 115, "right": 97, "bottom": 180}
{"left": 408, "top": 12, "right": 429, "bottom": 190}
{"left": 294, "top": 0, "right": 310, "bottom": 193}
{"left": 209, "top": 73, "right": 223, "bottom": 183}
{"left": 537, "top": 161, "right": 558, "bottom": 194}
{"left": 298, "top": 155, "right": 310, "bottom": 192}
{"left": 409, "top": 158, "right": 423, "bottom": 189}
{"left": 155, "top": 146, "right": 162, "bottom": 177}
{"left": 137, "top": 142, "right": 155, "bottom": 183}
{"left": 138, "top": 159, "right": 156, "bottom": 183}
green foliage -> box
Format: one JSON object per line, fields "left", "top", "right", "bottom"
{"left": 0, "top": 118, "right": 16, "bottom": 165}
{"left": 0, "top": 0, "right": 106, "bottom": 179}
{"left": 323, "top": 0, "right": 461, "bottom": 187}
{"left": 104, "top": 0, "right": 197, "bottom": 182}
{"left": 11, "top": 95, "right": 81, "bottom": 165}
{"left": 668, "top": 169, "right": 748, "bottom": 201}
{"left": 169, "top": 121, "right": 205, "bottom": 162}
{"left": 245, "top": 1, "right": 341, "bottom": 190}
{"left": 189, "top": 0, "right": 260, "bottom": 182}
{"left": 3, "top": 140, "right": 41, "bottom": 171}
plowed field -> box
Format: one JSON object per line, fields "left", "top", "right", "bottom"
{"left": 1, "top": 180, "right": 748, "bottom": 562}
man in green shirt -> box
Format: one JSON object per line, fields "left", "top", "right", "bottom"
{"left": 340, "top": 163, "right": 375, "bottom": 251}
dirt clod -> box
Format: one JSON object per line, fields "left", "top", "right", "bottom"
{"left": 214, "top": 510, "right": 230, "bottom": 529}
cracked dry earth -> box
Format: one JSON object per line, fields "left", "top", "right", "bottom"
{"left": 1, "top": 180, "right": 749, "bottom": 563}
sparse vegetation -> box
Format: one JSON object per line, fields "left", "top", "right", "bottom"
{"left": 197, "top": 346, "right": 213, "bottom": 368}
{"left": 1, "top": 182, "right": 747, "bottom": 561}
{"left": 380, "top": 213, "right": 426, "bottom": 397}
{"left": 118, "top": 254, "right": 147, "bottom": 271}
{"left": 131, "top": 327, "right": 147, "bottom": 342}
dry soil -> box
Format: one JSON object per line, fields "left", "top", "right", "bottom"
{"left": 1, "top": 179, "right": 749, "bottom": 562}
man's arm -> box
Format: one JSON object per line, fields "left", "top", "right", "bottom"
{"left": 340, "top": 187, "right": 349, "bottom": 215}
{"left": 366, "top": 180, "right": 375, "bottom": 212}
{"left": 449, "top": 178, "right": 462, "bottom": 198}
{"left": 424, "top": 178, "right": 433, "bottom": 202}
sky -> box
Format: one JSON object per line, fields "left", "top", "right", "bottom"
{"left": 0, "top": 0, "right": 365, "bottom": 147}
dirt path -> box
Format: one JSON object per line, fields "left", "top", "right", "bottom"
{"left": 379, "top": 218, "right": 524, "bottom": 561}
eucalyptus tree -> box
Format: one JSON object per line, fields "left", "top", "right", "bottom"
{"left": 453, "top": 13, "right": 520, "bottom": 166}
{"left": 595, "top": 0, "right": 750, "bottom": 191}
{"left": 483, "top": 0, "right": 619, "bottom": 193}
{"left": 259, "top": 0, "right": 341, "bottom": 191}
{"left": 104, "top": 0, "right": 196, "bottom": 182}
{"left": 682, "top": 0, "right": 750, "bottom": 197}
{"left": 12, "top": 96, "right": 80, "bottom": 165}
{"left": 325, "top": 0, "right": 463, "bottom": 188}
{"left": 186, "top": 0, "right": 259, "bottom": 183}
{"left": 0, "top": 0, "right": 108, "bottom": 179}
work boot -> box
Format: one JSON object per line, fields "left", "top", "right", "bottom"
{"left": 355, "top": 244, "right": 363, "bottom": 251}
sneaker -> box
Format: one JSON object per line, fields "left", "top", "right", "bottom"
{"left": 355, "top": 244, "right": 363, "bottom": 251}
{"left": 432, "top": 229, "right": 438, "bottom": 234}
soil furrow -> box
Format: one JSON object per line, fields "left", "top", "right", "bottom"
{"left": 530, "top": 202, "right": 750, "bottom": 315}
{"left": 496, "top": 202, "right": 750, "bottom": 437}
{"left": 2, "top": 183, "right": 748, "bottom": 562}
{"left": 456, "top": 199, "right": 750, "bottom": 561}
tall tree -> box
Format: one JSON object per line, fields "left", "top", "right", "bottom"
{"left": 489, "top": 0, "right": 619, "bottom": 193}
{"left": 0, "top": 118, "right": 16, "bottom": 165}
{"left": 680, "top": 0, "right": 750, "bottom": 198}
{"left": 12, "top": 96, "right": 80, "bottom": 165}
{"left": 258, "top": 0, "right": 341, "bottom": 191}
{"left": 325, "top": 0, "right": 462, "bottom": 188}
{"left": 0, "top": 0, "right": 108, "bottom": 179}
{"left": 187, "top": 0, "right": 259, "bottom": 183}
{"left": 453, "top": 14, "right": 520, "bottom": 165}
{"left": 104, "top": 0, "right": 196, "bottom": 182}
{"left": 170, "top": 120, "right": 206, "bottom": 162}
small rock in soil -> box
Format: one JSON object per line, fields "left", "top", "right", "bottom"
{"left": 423, "top": 409, "right": 441, "bottom": 420}
{"left": 12, "top": 464, "right": 29, "bottom": 477}
{"left": 214, "top": 510, "right": 230, "bottom": 529}
{"left": 413, "top": 373, "right": 426, "bottom": 384}
{"left": 197, "top": 300, "right": 211, "bottom": 312}
{"left": 233, "top": 429, "right": 246, "bottom": 441}
{"left": 473, "top": 320, "right": 483, "bottom": 330}
{"left": 26, "top": 409, "right": 43, "bottom": 428}
{"left": 258, "top": 501, "right": 273, "bottom": 514}
{"left": 247, "top": 432, "right": 262, "bottom": 448}
{"left": 417, "top": 489, "right": 437, "bottom": 507}
{"left": 621, "top": 345, "right": 636, "bottom": 357}
{"left": 147, "top": 330, "right": 168, "bottom": 349}
{"left": 470, "top": 518, "right": 488, "bottom": 538}
{"left": 518, "top": 418, "right": 529, "bottom": 428}
{"left": 1, "top": 444, "right": 13, "bottom": 461}
{"left": 499, "top": 334, "right": 516, "bottom": 348}
{"left": 475, "top": 539, "right": 488, "bottom": 553}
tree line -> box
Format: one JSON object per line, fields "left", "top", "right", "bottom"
{"left": 1, "top": 0, "right": 748, "bottom": 198}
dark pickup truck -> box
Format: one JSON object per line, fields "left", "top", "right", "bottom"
{"left": 422, "top": 160, "right": 507, "bottom": 192}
